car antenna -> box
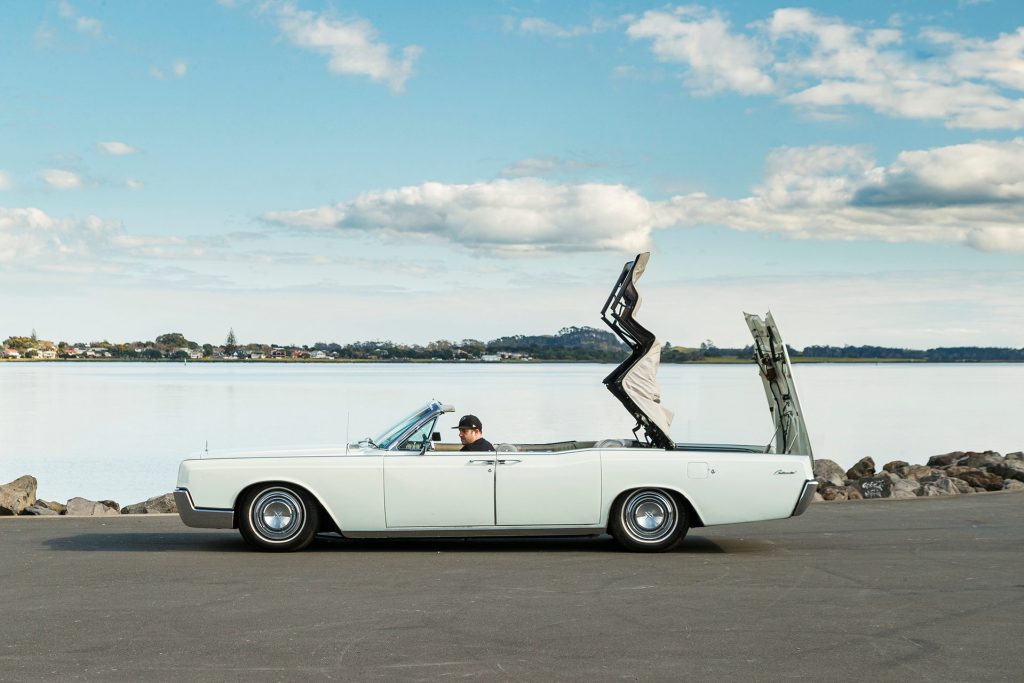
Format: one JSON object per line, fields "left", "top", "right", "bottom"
{"left": 204, "top": 439, "right": 208, "bottom": 459}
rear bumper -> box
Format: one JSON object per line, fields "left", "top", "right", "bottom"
{"left": 174, "top": 488, "right": 234, "bottom": 529}
{"left": 790, "top": 480, "right": 818, "bottom": 517}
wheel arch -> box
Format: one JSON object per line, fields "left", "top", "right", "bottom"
{"left": 234, "top": 480, "right": 341, "bottom": 534}
{"left": 606, "top": 485, "right": 705, "bottom": 532}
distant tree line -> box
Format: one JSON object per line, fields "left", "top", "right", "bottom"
{"left": 4, "top": 327, "right": 1023, "bottom": 362}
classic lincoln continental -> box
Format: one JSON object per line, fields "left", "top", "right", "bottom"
{"left": 175, "top": 252, "right": 817, "bottom": 552}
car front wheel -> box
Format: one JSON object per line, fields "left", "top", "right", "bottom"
{"left": 238, "top": 485, "right": 319, "bottom": 552}
{"left": 611, "top": 488, "right": 689, "bottom": 552}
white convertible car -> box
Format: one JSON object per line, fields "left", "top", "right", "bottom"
{"left": 176, "top": 253, "right": 817, "bottom": 552}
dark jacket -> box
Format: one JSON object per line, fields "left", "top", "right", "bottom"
{"left": 461, "top": 438, "right": 495, "bottom": 452}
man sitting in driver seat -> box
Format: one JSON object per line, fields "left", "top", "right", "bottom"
{"left": 455, "top": 414, "right": 495, "bottom": 452}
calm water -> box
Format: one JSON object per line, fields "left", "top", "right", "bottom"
{"left": 1, "top": 362, "right": 1021, "bottom": 504}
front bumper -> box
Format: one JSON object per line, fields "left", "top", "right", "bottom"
{"left": 174, "top": 488, "right": 235, "bottom": 529}
{"left": 790, "top": 480, "right": 818, "bottom": 517}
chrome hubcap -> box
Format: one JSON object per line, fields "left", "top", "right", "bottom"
{"left": 622, "top": 490, "right": 677, "bottom": 543}
{"left": 251, "top": 489, "right": 304, "bottom": 541}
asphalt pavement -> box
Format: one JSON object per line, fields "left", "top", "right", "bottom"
{"left": 1, "top": 492, "right": 1022, "bottom": 682}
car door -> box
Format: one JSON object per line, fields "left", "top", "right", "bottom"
{"left": 495, "top": 449, "right": 602, "bottom": 526}
{"left": 383, "top": 420, "right": 495, "bottom": 528}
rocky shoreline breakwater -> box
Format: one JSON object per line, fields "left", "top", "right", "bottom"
{"left": 812, "top": 450, "right": 1024, "bottom": 500}
{"left": 2, "top": 450, "right": 1022, "bottom": 517}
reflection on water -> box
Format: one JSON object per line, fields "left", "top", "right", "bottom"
{"left": 1, "top": 362, "right": 1021, "bottom": 502}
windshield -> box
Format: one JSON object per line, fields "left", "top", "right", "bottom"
{"left": 372, "top": 404, "right": 436, "bottom": 450}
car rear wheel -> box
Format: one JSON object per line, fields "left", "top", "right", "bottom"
{"left": 611, "top": 488, "right": 689, "bottom": 552}
{"left": 238, "top": 485, "right": 319, "bottom": 552}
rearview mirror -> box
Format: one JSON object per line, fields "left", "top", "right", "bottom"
{"left": 431, "top": 432, "right": 441, "bottom": 442}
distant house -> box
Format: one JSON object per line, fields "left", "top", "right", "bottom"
{"left": 309, "top": 350, "right": 327, "bottom": 359}
{"left": 249, "top": 352, "right": 265, "bottom": 360}
{"left": 481, "top": 354, "right": 501, "bottom": 362}
{"left": 188, "top": 349, "right": 203, "bottom": 360}
{"left": 2, "top": 349, "right": 20, "bottom": 359}
{"left": 39, "top": 349, "right": 57, "bottom": 359}
{"left": 270, "top": 348, "right": 287, "bottom": 358}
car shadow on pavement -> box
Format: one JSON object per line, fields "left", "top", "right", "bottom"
{"left": 41, "top": 531, "right": 761, "bottom": 554}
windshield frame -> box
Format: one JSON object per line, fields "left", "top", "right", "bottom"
{"left": 371, "top": 401, "right": 443, "bottom": 450}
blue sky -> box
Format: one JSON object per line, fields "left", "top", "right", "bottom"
{"left": 2, "top": 0, "right": 1024, "bottom": 348}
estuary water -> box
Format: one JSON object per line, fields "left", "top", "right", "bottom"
{"left": 1, "top": 362, "right": 1021, "bottom": 504}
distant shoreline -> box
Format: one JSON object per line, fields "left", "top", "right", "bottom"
{"left": 1, "top": 357, "right": 1021, "bottom": 365}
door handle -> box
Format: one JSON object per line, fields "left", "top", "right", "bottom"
{"left": 497, "top": 459, "right": 521, "bottom": 465}
{"left": 467, "top": 459, "right": 496, "bottom": 465}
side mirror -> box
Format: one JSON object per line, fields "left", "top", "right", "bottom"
{"left": 431, "top": 432, "right": 442, "bottom": 442}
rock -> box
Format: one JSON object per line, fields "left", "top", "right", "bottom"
{"left": 813, "top": 459, "right": 847, "bottom": 487}
{"left": 948, "top": 478, "right": 972, "bottom": 494}
{"left": 1006, "top": 452, "right": 1023, "bottom": 461}
{"left": 64, "top": 497, "right": 120, "bottom": 517}
{"left": 846, "top": 486, "right": 864, "bottom": 500}
{"left": 987, "top": 460, "right": 1024, "bottom": 483}
{"left": 1004, "top": 480, "right": 1024, "bottom": 491}
{"left": 905, "top": 465, "right": 935, "bottom": 481}
{"left": 972, "top": 487, "right": 987, "bottom": 493}
{"left": 892, "top": 479, "right": 921, "bottom": 497}
{"left": 883, "top": 460, "right": 911, "bottom": 478}
{"left": 819, "top": 485, "right": 848, "bottom": 501}
{"left": 945, "top": 467, "right": 1004, "bottom": 491}
{"left": 927, "top": 451, "right": 969, "bottom": 468}
{"left": 918, "top": 476, "right": 961, "bottom": 496}
{"left": 879, "top": 471, "right": 903, "bottom": 484}
{"left": 812, "top": 492, "right": 824, "bottom": 502}
{"left": 0, "top": 475, "right": 38, "bottom": 515}
{"left": 121, "top": 493, "right": 177, "bottom": 514}
{"left": 846, "top": 457, "right": 876, "bottom": 480}
{"left": 35, "top": 499, "right": 66, "bottom": 514}
{"left": 99, "top": 500, "right": 120, "bottom": 512}
{"left": 21, "top": 505, "right": 58, "bottom": 516}
{"left": 856, "top": 475, "right": 892, "bottom": 499}
{"left": 965, "top": 451, "right": 1003, "bottom": 469}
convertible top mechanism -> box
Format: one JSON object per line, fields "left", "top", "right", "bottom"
{"left": 600, "top": 252, "right": 674, "bottom": 450}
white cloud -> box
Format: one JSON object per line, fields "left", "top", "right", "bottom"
{"left": 41, "top": 169, "right": 83, "bottom": 189}
{"left": 263, "top": 179, "right": 667, "bottom": 254}
{"left": 97, "top": 141, "right": 138, "bottom": 156}
{"left": 665, "top": 139, "right": 1024, "bottom": 251}
{"left": 0, "top": 171, "right": 10, "bottom": 191}
{"left": 125, "top": 178, "right": 144, "bottom": 190}
{"left": 172, "top": 60, "right": 188, "bottom": 77}
{"left": 267, "top": 140, "right": 1024, "bottom": 254}
{"left": 516, "top": 17, "right": 613, "bottom": 39}
{"left": 625, "top": 6, "right": 1024, "bottom": 129}
{"left": 499, "top": 156, "right": 603, "bottom": 178}
{"left": 149, "top": 61, "right": 188, "bottom": 80}
{"left": 626, "top": 7, "right": 774, "bottom": 95}
{"left": 271, "top": 1, "right": 421, "bottom": 93}
{"left": 0, "top": 207, "right": 119, "bottom": 263}
{"left": 58, "top": 1, "right": 102, "bottom": 37}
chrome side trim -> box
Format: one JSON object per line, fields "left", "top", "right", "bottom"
{"left": 174, "top": 488, "right": 235, "bottom": 529}
{"left": 343, "top": 526, "right": 605, "bottom": 539}
{"left": 791, "top": 480, "right": 818, "bottom": 517}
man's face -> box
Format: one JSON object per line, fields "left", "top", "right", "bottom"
{"left": 458, "top": 427, "right": 481, "bottom": 445}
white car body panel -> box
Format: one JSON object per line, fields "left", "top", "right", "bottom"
{"left": 384, "top": 454, "right": 495, "bottom": 527}
{"left": 495, "top": 450, "right": 602, "bottom": 526}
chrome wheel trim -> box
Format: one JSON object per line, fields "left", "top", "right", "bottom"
{"left": 621, "top": 490, "right": 677, "bottom": 544}
{"left": 250, "top": 488, "right": 305, "bottom": 542}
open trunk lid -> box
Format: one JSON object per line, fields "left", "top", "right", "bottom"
{"left": 745, "top": 312, "right": 813, "bottom": 459}
{"left": 600, "top": 252, "right": 674, "bottom": 450}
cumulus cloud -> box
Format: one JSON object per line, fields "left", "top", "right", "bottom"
{"left": 625, "top": 5, "right": 1024, "bottom": 129}
{"left": 125, "top": 178, "right": 144, "bottom": 190}
{"left": 41, "top": 169, "right": 83, "bottom": 189}
{"left": 263, "top": 179, "right": 668, "bottom": 254}
{"left": 266, "top": 140, "right": 1024, "bottom": 254}
{"left": 97, "top": 141, "right": 138, "bottom": 156}
{"left": 626, "top": 7, "right": 774, "bottom": 95}
{"left": 666, "top": 139, "right": 1024, "bottom": 251}
{"left": 0, "top": 207, "right": 119, "bottom": 263}
{"left": 271, "top": 1, "right": 421, "bottom": 93}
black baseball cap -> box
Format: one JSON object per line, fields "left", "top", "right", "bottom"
{"left": 453, "top": 414, "right": 483, "bottom": 430}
